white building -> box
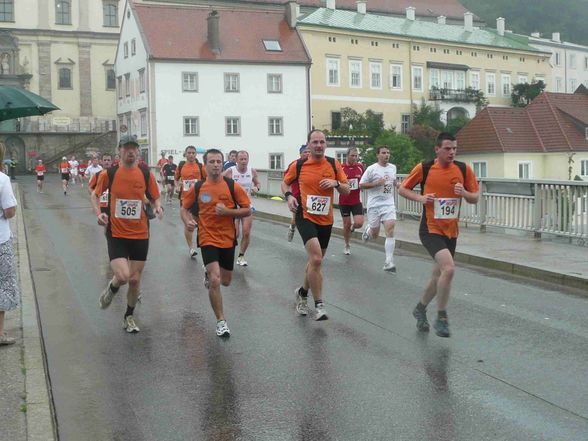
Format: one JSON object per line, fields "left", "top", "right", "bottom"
{"left": 530, "top": 32, "right": 588, "bottom": 93}
{"left": 116, "top": 1, "right": 311, "bottom": 168}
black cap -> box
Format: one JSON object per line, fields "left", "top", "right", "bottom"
{"left": 118, "top": 134, "right": 139, "bottom": 147}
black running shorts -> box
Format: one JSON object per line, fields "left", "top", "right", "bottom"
{"left": 61, "top": 173, "right": 70, "bottom": 181}
{"left": 201, "top": 246, "right": 236, "bottom": 271}
{"left": 339, "top": 203, "right": 363, "bottom": 218}
{"left": 106, "top": 232, "right": 149, "bottom": 261}
{"left": 295, "top": 212, "right": 333, "bottom": 250}
{"left": 419, "top": 232, "right": 457, "bottom": 258}
{"left": 36, "top": 176, "right": 44, "bottom": 181}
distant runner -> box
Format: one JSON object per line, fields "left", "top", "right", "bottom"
{"left": 286, "top": 145, "right": 310, "bottom": 242}
{"left": 161, "top": 155, "right": 177, "bottom": 204}
{"left": 339, "top": 147, "right": 364, "bottom": 255}
{"left": 35, "top": 159, "right": 46, "bottom": 193}
{"left": 59, "top": 156, "right": 71, "bottom": 195}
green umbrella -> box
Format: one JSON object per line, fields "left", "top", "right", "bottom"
{"left": 0, "top": 86, "right": 59, "bottom": 122}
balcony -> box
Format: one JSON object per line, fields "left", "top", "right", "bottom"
{"left": 429, "top": 87, "right": 479, "bottom": 103}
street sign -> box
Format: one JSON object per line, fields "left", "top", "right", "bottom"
{"left": 53, "top": 116, "right": 71, "bottom": 126}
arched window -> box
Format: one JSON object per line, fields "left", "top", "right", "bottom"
{"left": 103, "top": 1, "right": 118, "bottom": 27}
{"left": 106, "top": 69, "right": 116, "bottom": 90}
{"left": 56, "top": 0, "right": 71, "bottom": 25}
{"left": 58, "top": 67, "right": 72, "bottom": 89}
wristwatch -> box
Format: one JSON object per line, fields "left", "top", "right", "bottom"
{"left": 335, "top": 180, "right": 340, "bottom": 188}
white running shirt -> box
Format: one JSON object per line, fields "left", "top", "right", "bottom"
{"left": 359, "top": 163, "right": 397, "bottom": 209}
{"left": 85, "top": 164, "right": 103, "bottom": 181}
{"left": 229, "top": 165, "right": 254, "bottom": 197}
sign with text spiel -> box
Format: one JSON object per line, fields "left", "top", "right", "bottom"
{"left": 52, "top": 116, "right": 71, "bottom": 126}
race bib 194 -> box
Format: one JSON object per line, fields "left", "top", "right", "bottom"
{"left": 306, "top": 195, "right": 331, "bottom": 216}
{"left": 115, "top": 199, "right": 142, "bottom": 219}
{"left": 183, "top": 179, "right": 196, "bottom": 191}
{"left": 348, "top": 178, "right": 359, "bottom": 190}
{"left": 434, "top": 198, "right": 460, "bottom": 219}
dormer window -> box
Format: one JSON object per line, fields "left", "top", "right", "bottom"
{"left": 263, "top": 40, "right": 281, "bottom": 52}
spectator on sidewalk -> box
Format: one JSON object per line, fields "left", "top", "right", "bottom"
{"left": 0, "top": 143, "right": 19, "bottom": 346}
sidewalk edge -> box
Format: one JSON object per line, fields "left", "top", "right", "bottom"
{"left": 254, "top": 210, "right": 588, "bottom": 292}
{"left": 15, "top": 185, "right": 58, "bottom": 441}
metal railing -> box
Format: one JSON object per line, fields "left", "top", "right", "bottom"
{"left": 257, "top": 170, "right": 588, "bottom": 240}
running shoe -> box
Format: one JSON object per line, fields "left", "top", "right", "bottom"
{"left": 412, "top": 306, "right": 430, "bottom": 332}
{"left": 434, "top": 317, "right": 450, "bottom": 338}
{"left": 344, "top": 245, "right": 351, "bottom": 255}
{"left": 383, "top": 262, "right": 397, "bottom": 272}
{"left": 216, "top": 320, "right": 231, "bottom": 337}
{"left": 295, "top": 288, "right": 308, "bottom": 316}
{"left": 350, "top": 224, "right": 356, "bottom": 233}
{"left": 203, "top": 265, "right": 210, "bottom": 289}
{"left": 123, "top": 315, "right": 140, "bottom": 333}
{"left": 236, "top": 255, "right": 248, "bottom": 266}
{"left": 99, "top": 281, "right": 117, "bottom": 309}
{"left": 0, "top": 334, "right": 16, "bottom": 345}
{"left": 190, "top": 248, "right": 198, "bottom": 259}
{"left": 315, "top": 303, "right": 328, "bottom": 321}
{"left": 287, "top": 225, "right": 296, "bottom": 242}
{"left": 362, "top": 227, "right": 370, "bottom": 242}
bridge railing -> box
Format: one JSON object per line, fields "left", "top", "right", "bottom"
{"left": 257, "top": 170, "right": 588, "bottom": 240}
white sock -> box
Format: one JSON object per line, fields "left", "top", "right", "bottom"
{"left": 385, "top": 237, "right": 395, "bottom": 264}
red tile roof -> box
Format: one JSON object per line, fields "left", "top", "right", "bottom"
{"left": 458, "top": 89, "right": 588, "bottom": 153}
{"left": 132, "top": 4, "right": 311, "bottom": 63}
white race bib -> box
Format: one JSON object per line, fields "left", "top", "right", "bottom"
{"left": 61, "top": 168, "right": 69, "bottom": 173}
{"left": 434, "top": 198, "right": 460, "bottom": 219}
{"left": 37, "top": 171, "right": 44, "bottom": 176}
{"left": 115, "top": 199, "right": 142, "bottom": 219}
{"left": 100, "top": 190, "right": 109, "bottom": 204}
{"left": 348, "top": 178, "right": 359, "bottom": 190}
{"left": 183, "top": 179, "right": 196, "bottom": 191}
{"left": 306, "top": 195, "right": 331, "bottom": 216}
{"left": 167, "top": 176, "right": 175, "bottom": 182}
{"left": 383, "top": 183, "right": 394, "bottom": 194}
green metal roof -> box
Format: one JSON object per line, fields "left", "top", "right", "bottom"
{"left": 299, "top": 8, "right": 545, "bottom": 54}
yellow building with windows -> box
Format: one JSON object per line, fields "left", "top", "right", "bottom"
{"left": 296, "top": 3, "right": 551, "bottom": 133}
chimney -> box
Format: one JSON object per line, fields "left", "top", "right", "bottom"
{"left": 496, "top": 17, "right": 505, "bottom": 36}
{"left": 552, "top": 32, "right": 561, "bottom": 43}
{"left": 406, "top": 6, "right": 415, "bottom": 21}
{"left": 286, "top": 1, "right": 297, "bottom": 28}
{"left": 464, "top": 11, "right": 473, "bottom": 32}
{"left": 437, "top": 15, "right": 446, "bottom": 25}
{"left": 207, "top": 11, "right": 220, "bottom": 54}
{"left": 530, "top": 32, "right": 541, "bottom": 38}
{"left": 356, "top": 0, "right": 366, "bottom": 14}
{"left": 326, "top": 0, "right": 335, "bottom": 10}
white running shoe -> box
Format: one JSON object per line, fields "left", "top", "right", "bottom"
{"left": 383, "top": 262, "right": 397, "bottom": 273}
{"left": 343, "top": 245, "right": 351, "bottom": 255}
{"left": 190, "top": 248, "right": 198, "bottom": 259}
{"left": 202, "top": 265, "right": 210, "bottom": 289}
{"left": 362, "top": 227, "right": 371, "bottom": 242}
{"left": 295, "top": 288, "right": 308, "bottom": 316}
{"left": 315, "top": 303, "right": 328, "bottom": 321}
{"left": 236, "top": 255, "right": 248, "bottom": 266}
{"left": 216, "top": 320, "right": 231, "bottom": 337}
{"left": 99, "top": 281, "right": 117, "bottom": 309}
{"left": 123, "top": 315, "right": 140, "bottom": 333}
{"left": 287, "top": 225, "right": 296, "bottom": 242}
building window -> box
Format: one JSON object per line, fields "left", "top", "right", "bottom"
{"left": 455, "top": 71, "right": 465, "bottom": 90}
{"left": 336, "top": 151, "right": 347, "bottom": 164}
{"left": 390, "top": 63, "right": 402, "bottom": 89}
{"left": 554, "top": 52, "right": 561, "bottom": 66}
{"left": 486, "top": 73, "right": 496, "bottom": 96}
{"left": 124, "top": 73, "right": 130, "bottom": 96}
{"left": 182, "top": 72, "right": 198, "bottom": 92}
{"left": 58, "top": 67, "right": 72, "bottom": 89}
{"left": 570, "top": 78, "right": 577, "bottom": 91}
{"left": 411, "top": 66, "right": 423, "bottom": 91}
{"left": 400, "top": 114, "right": 410, "bottom": 134}
{"left": 268, "top": 117, "right": 283, "bottom": 136}
{"left": 103, "top": 1, "right": 118, "bottom": 27}
{"left": 117, "top": 76, "right": 122, "bottom": 99}
{"left": 470, "top": 71, "right": 480, "bottom": 90}
{"left": 267, "top": 74, "right": 282, "bottom": 93}
{"left": 269, "top": 153, "right": 283, "bottom": 170}
{"left": 183, "top": 117, "right": 199, "bottom": 136}
{"left": 569, "top": 54, "right": 577, "bottom": 69}
{"left": 501, "top": 74, "right": 511, "bottom": 97}
{"left": 326, "top": 57, "right": 340, "bottom": 87}
{"left": 429, "top": 68, "right": 440, "bottom": 89}
{"left": 518, "top": 161, "right": 532, "bottom": 179}
{"left": 225, "top": 117, "right": 241, "bottom": 136}
{"left": 139, "top": 110, "right": 147, "bottom": 136}
{"left": 581, "top": 159, "right": 588, "bottom": 176}
{"left": 124, "top": 42, "right": 128, "bottom": 59}
{"left": 518, "top": 75, "right": 528, "bottom": 84}
{"left": 0, "top": 0, "right": 14, "bottom": 21}
{"left": 131, "top": 39, "right": 136, "bottom": 56}
{"left": 441, "top": 70, "right": 453, "bottom": 89}
{"left": 138, "top": 68, "right": 145, "bottom": 93}
{"left": 472, "top": 161, "right": 487, "bottom": 178}
{"left": 555, "top": 77, "right": 563, "bottom": 92}
{"left": 224, "top": 73, "right": 240, "bottom": 92}
{"left": 56, "top": 0, "right": 71, "bottom": 25}
{"left": 263, "top": 40, "right": 281, "bottom": 51}
{"left": 369, "top": 62, "right": 382, "bottom": 89}
{"left": 585, "top": 56, "right": 588, "bottom": 70}
{"left": 349, "top": 60, "right": 362, "bottom": 88}
{"left": 331, "top": 111, "right": 341, "bottom": 130}
{"left": 106, "top": 69, "right": 116, "bottom": 90}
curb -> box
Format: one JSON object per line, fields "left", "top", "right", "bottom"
{"left": 14, "top": 185, "right": 57, "bottom": 441}
{"left": 254, "top": 210, "right": 588, "bottom": 292}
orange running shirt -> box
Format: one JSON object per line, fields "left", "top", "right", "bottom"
{"left": 182, "top": 179, "right": 250, "bottom": 249}
{"left": 156, "top": 158, "right": 168, "bottom": 169}
{"left": 89, "top": 170, "right": 108, "bottom": 208}
{"left": 176, "top": 161, "right": 207, "bottom": 199}
{"left": 283, "top": 157, "right": 348, "bottom": 226}
{"left": 402, "top": 161, "right": 478, "bottom": 238}
{"left": 59, "top": 161, "right": 70, "bottom": 174}
{"left": 94, "top": 167, "right": 160, "bottom": 239}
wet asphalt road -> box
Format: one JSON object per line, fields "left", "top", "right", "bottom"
{"left": 20, "top": 175, "right": 588, "bottom": 441}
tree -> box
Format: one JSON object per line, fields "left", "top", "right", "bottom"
{"left": 511, "top": 80, "right": 546, "bottom": 107}
{"left": 408, "top": 124, "right": 439, "bottom": 160}
{"left": 446, "top": 116, "right": 471, "bottom": 136}
{"left": 412, "top": 98, "right": 444, "bottom": 131}
{"left": 357, "top": 130, "right": 423, "bottom": 173}
{"left": 337, "top": 107, "right": 385, "bottom": 143}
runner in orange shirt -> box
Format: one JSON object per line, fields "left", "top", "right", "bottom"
{"left": 286, "top": 145, "right": 310, "bottom": 242}
{"left": 93, "top": 135, "right": 163, "bottom": 333}
{"left": 282, "top": 130, "right": 349, "bottom": 321}
{"left": 156, "top": 151, "right": 168, "bottom": 191}
{"left": 399, "top": 132, "right": 479, "bottom": 337}
{"left": 35, "top": 159, "right": 46, "bottom": 193}
{"left": 180, "top": 148, "right": 250, "bottom": 337}
{"left": 89, "top": 153, "right": 112, "bottom": 215}
{"left": 58, "top": 156, "right": 70, "bottom": 195}
{"left": 175, "top": 145, "right": 206, "bottom": 259}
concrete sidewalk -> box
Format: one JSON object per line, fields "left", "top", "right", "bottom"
{"left": 252, "top": 196, "right": 588, "bottom": 291}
